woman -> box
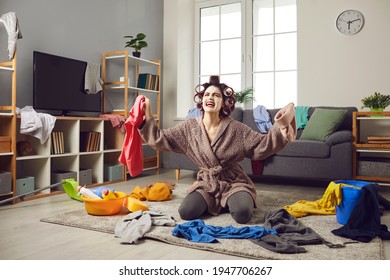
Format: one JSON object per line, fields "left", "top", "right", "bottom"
{"left": 139, "top": 76, "right": 296, "bottom": 224}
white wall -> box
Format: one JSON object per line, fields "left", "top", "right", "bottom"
{"left": 163, "top": 0, "right": 390, "bottom": 128}
{"left": 163, "top": 0, "right": 195, "bottom": 128}
{"left": 298, "top": 0, "right": 390, "bottom": 107}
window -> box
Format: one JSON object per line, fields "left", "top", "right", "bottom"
{"left": 196, "top": 1, "right": 243, "bottom": 91}
{"left": 196, "top": 0, "right": 297, "bottom": 109}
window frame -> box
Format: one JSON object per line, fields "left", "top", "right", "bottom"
{"left": 194, "top": 0, "right": 297, "bottom": 109}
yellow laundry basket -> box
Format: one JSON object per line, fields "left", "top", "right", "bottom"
{"left": 81, "top": 191, "right": 127, "bottom": 216}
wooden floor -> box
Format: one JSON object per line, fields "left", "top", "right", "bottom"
{"left": 0, "top": 168, "right": 389, "bottom": 260}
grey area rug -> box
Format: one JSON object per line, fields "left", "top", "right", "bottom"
{"left": 41, "top": 183, "right": 384, "bottom": 260}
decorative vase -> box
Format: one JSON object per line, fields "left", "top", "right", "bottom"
{"left": 132, "top": 51, "right": 141, "bottom": 58}
{"left": 370, "top": 107, "right": 384, "bottom": 117}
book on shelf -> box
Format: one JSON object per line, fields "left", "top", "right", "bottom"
{"left": 137, "top": 73, "right": 159, "bottom": 91}
{"left": 51, "top": 131, "right": 64, "bottom": 154}
{"left": 80, "top": 131, "right": 101, "bottom": 152}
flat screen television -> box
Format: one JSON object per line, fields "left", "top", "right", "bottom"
{"left": 33, "top": 51, "right": 102, "bottom": 116}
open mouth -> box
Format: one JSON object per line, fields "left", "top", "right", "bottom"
{"left": 205, "top": 100, "right": 215, "bottom": 108}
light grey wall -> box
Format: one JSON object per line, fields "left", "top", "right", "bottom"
{"left": 0, "top": 0, "right": 163, "bottom": 110}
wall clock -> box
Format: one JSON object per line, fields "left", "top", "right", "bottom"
{"left": 336, "top": 10, "right": 365, "bottom": 35}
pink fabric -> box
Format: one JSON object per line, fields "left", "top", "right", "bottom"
{"left": 118, "top": 95, "right": 145, "bottom": 177}
{"left": 100, "top": 114, "right": 126, "bottom": 133}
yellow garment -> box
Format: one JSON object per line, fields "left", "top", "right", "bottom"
{"left": 125, "top": 197, "right": 149, "bottom": 212}
{"left": 284, "top": 181, "right": 345, "bottom": 217}
{"left": 129, "top": 182, "right": 175, "bottom": 201}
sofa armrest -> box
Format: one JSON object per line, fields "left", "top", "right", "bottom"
{"left": 325, "top": 130, "right": 352, "bottom": 145}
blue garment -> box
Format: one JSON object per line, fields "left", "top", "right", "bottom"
{"left": 253, "top": 105, "right": 272, "bottom": 133}
{"left": 172, "top": 219, "right": 277, "bottom": 243}
{"left": 295, "top": 106, "right": 310, "bottom": 129}
{"left": 186, "top": 108, "right": 202, "bottom": 120}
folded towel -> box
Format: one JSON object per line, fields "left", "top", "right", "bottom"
{"left": 84, "top": 63, "right": 103, "bottom": 94}
{"left": 0, "top": 12, "right": 23, "bottom": 59}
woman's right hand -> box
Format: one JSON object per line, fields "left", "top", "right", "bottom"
{"left": 143, "top": 96, "right": 153, "bottom": 120}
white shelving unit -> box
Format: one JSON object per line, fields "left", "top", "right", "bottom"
{"left": 14, "top": 116, "right": 125, "bottom": 198}
{"left": 102, "top": 50, "right": 161, "bottom": 174}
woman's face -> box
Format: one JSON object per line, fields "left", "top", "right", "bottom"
{"left": 202, "top": 85, "right": 224, "bottom": 113}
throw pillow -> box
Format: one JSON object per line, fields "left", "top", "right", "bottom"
{"left": 300, "top": 108, "right": 347, "bottom": 141}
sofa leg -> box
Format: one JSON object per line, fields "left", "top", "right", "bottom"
{"left": 175, "top": 169, "right": 180, "bottom": 181}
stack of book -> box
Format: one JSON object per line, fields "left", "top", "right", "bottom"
{"left": 367, "top": 136, "right": 390, "bottom": 144}
{"left": 51, "top": 131, "right": 64, "bottom": 154}
{"left": 80, "top": 131, "right": 101, "bottom": 152}
{"left": 137, "top": 73, "right": 159, "bottom": 91}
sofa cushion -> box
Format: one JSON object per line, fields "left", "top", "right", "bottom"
{"left": 276, "top": 140, "right": 330, "bottom": 158}
{"left": 300, "top": 108, "right": 347, "bottom": 141}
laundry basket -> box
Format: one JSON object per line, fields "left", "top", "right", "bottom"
{"left": 334, "top": 180, "right": 372, "bottom": 225}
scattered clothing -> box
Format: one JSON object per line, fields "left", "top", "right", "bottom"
{"left": 115, "top": 210, "right": 176, "bottom": 244}
{"left": 100, "top": 114, "right": 126, "bottom": 133}
{"left": 332, "top": 184, "right": 390, "bottom": 243}
{"left": 251, "top": 209, "right": 323, "bottom": 254}
{"left": 284, "top": 181, "right": 343, "bottom": 218}
{"left": 253, "top": 105, "right": 272, "bottom": 133}
{"left": 84, "top": 63, "right": 103, "bottom": 94}
{"left": 16, "top": 106, "right": 56, "bottom": 144}
{"left": 118, "top": 95, "right": 146, "bottom": 177}
{"left": 251, "top": 105, "right": 273, "bottom": 176}
{"left": 251, "top": 160, "right": 264, "bottom": 176}
{"left": 0, "top": 12, "right": 22, "bottom": 59}
{"left": 185, "top": 108, "right": 202, "bottom": 120}
{"left": 295, "top": 106, "right": 310, "bottom": 129}
{"left": 172, "top": 219, "right": 277, "bottom": 243}
{"left": 129, "top": 182, "right": 175, "bottom": 201}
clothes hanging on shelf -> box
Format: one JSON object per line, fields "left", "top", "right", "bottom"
{"left": 84, "top": 62, "right": 103, "bottom": 94}
{"left": 0, "top": 12, "right": 23, "bottom": 59}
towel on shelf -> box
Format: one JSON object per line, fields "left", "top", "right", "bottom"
{"left": 0, "top": 12, "right": 23, "bottom": 59}
{"left": 16, "top": 106, "right": 56, "bottom": 144}
{"left": 84, "top": 63, "right": 103, "bottom": 94}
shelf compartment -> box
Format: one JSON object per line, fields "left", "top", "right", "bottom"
{"left": 80, "top": 153, "right": 104, "bottom": 184}
{"left": 16, "top": 157, "right": 50, "bottom": 194}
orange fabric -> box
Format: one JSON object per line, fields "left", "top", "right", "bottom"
{"left": 129, "top": 182, "right": 175, "bottom": 201}
{"left": 118, "top": 95, "right": 145, "bottom": 177}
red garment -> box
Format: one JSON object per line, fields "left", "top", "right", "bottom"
{"left": 118, "top": 95, "right": 145, "bottom": 177}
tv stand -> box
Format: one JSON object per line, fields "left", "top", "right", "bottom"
{"left": 60, "top": 110, "right": 71, "bottom": 116}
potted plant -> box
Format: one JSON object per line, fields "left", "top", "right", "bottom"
{"left": 124, "top": 33, "right": 148, "bottom": 58}
{"left": 234, "top": 87, "right": 255, "bottom": 108}
{"left": 361, "top": 92, "right": 390, "bottom": 115}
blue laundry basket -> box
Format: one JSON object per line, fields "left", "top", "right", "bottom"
{"left": 334, "top": 180, "right": 372, "bottom": 225}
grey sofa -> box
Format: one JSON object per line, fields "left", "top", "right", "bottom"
{"left": 164, "top": 106, "right": 358, "bottom": 182}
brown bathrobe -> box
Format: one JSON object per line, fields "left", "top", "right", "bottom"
{"left": 139, "top": 112, "right": 292, "bottom": 215}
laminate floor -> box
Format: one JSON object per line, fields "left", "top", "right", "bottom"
{"left": 0, "top": 169, "right": 389, "bottom": 260}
